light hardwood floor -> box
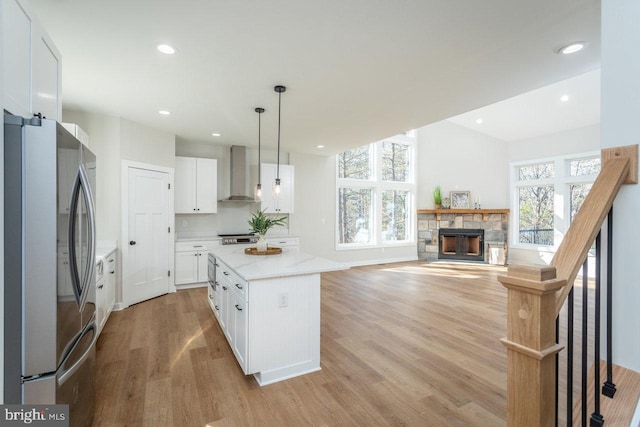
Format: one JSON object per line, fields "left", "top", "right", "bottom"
{"left": 93, "top": 261, "right": 510, "bottom": 426}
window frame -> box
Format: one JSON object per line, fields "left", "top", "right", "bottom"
{"left": 335, "top": 134, "right": 416, "bottom": 250}
{"left": 510, "top": 151, "right": 600, "bottom": 250}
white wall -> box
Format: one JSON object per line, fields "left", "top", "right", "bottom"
{"left": 507, "top": 124, "right": 600, "bottom": 265}
{"left": 508, "top": 124, "right": 600, "bottom": 163}
{"left": 120, "top": 118, "right": 175, "bottom": 169}
{"left": 601, "top": 0, "right": 640, "bottom": 371}
{"left": 289, "top": 153, "right": 335, "bottom": 259}
{"left": 416, "top": 121, "right": 509, "bottom": 209}
{"left": 290, "top": 152, "right": 417, "bottom": 265}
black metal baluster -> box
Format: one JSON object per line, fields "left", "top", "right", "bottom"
{"left": 603, "top": 208, "right": 617, "bottom": 398}
{"left": 582, "top": 258, "right": 589, "bottom": 427}
{"left": 590, "top": 233, "right": 604, "bottom": 427}
{"left": 567, "top": 286, "right": 574, "bottom": 426}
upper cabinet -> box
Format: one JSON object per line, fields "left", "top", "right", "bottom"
{"left": 260, "top": 163, "right": 294, "bottom": 213}
{"left": 3, "top": 0, "right": 62, "bottom": 120}
{"left": 175, "top": 156, "right": 218, "bottom": 214}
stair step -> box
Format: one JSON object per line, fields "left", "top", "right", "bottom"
{"left": 572, "top": 360, "right": 640, "bottom": 427}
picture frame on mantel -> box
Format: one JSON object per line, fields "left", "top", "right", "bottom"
{"left": 450, "top": 191, "right": 471, "bottom": 208}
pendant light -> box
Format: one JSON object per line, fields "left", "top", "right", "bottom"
{"left": 274, "top": 85, "right": 286, "bottom": 196}
{"left": 254, "top": 107, "right": 265, "bottom": 201}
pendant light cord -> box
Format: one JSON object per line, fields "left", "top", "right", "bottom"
{"left": 276, "top": 90, "right": 281, "bottom": 180}
{"left": 258, "top": 110, "right": 261, "bottom": 183}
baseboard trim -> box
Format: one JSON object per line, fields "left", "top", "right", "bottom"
{"left": 344, "top": 256, "right": 418, "bottom": 268}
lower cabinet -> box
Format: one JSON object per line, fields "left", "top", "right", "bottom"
{"left": 96, "top": 273, "right": 106, "bottom": 332}
{"left": 175, "top": 240, "right": 217, "bottom": 285}
{"left": 96, "top": 251, "right": 117, "bottom": 335}
{"left": 220, "top": 281, "right": 233, "bottom": 344}
{"left": 232, "top": 291, "right": 248, "bottom": 368}
{"left": 215, "top": 259, "right": 248, "bottom": 372}
{"left": 105, "top": 253, "right": 116, "bottom": 319}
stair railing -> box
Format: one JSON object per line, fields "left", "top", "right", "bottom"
{"left": 498, "top": 145, "right": 638, "bottom": 427}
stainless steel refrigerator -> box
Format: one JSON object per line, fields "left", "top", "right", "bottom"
{"left": 4, "top": 114, "right": 97, "bottom": 427}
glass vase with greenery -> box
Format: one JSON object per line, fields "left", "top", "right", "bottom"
{"left": 248, "top": 208, "right": 287, "bottom": 251}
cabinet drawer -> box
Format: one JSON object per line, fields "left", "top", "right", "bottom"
{"left": 265, "top": 236, "right": 299, "bottom": 247}
{"left": 175, "top": 240, "right": 219, "bottom": 252}
{"left": 106, "top": 253, "right": 116, "bottom": 273}
{"left": 217, "top": 260, "right": 247, "bottom": 301}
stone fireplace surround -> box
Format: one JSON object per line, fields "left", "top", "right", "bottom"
{"left": 417, "top": 209, "right": 509, "bottom": 263}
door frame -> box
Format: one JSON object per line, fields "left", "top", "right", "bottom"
{"left": 121, "top": 160, "right": 175, "bottom": 308}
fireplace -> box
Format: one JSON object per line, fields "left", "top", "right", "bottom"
{"left": 438, "top": 228, "right": 484, "bottom": 262}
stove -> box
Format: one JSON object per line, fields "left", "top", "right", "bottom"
{"left": 218, "top": 234, "right": 258, "bottom": 245}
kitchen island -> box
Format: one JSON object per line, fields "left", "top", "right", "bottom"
{"left": 208, "top": 245, "right": 348, "bottom": 385}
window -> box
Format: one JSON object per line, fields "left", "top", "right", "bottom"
{"left": 511, "top": 152, "right": 600, "bottom": 248}
{"left": 336, "top": 133, "right": 415, "bottom": 248}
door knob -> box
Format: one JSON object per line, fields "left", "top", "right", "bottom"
{"left": 129, "top": 241, "right": 136, "bottom": 245}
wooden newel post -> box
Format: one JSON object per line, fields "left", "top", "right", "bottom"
{"left": 498, "top": 265, "right": 567, "bottom": 427}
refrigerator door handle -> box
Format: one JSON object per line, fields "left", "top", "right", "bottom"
{"left": 57, "top": 322, "right": 97, "bottom": 386}
{"left": 67, "top": 164, "right": 96, "bottom": 311}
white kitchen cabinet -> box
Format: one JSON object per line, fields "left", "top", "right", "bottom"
{"left": 174, "top": 240, "right": 217, "bottom": 285}
{"left": 175, "top": 157, "right": 217, "bottom": 214}
{"left": 232, "top": 291, "right": 248, "bottom": 368}
{"left": 31, "top": 25, "right": 60, "bottom": 121}
{"left": 2, "top": 0, "right": 61, "bottom": 120}
{"left": 260, "top": 163, "right": 294, "bottom": 213}
{"left": 96, "top": 276, "right": 107, "bottom": 334}
{"left": 215, "top": 258, "right": 248, "bottom": 372}
{"left": 96, "top": 250, "right": 116, "bottom": 335}
{"left": 265, "top": 236, "right": 300, "bottom": 248}
{"left": 105, "top": 252, "right": 116, "bottom": 320}
{"left": 175, "top": 251, "right": 199, "bottom": 284}
{"left": 218, "top": 282, "right": 229, "bottom": 333}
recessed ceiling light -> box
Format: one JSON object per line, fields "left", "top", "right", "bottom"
{"left": 476, "top": 118, "right": 483, "bottom": 124}
{"left": 211, "top": 133, "right": 221, "bottom": 137}
{"left": 156, "top": 44, "right": 176, "bottom": 55}
{"left": 557, "top": 42, "right": 587, "bottom": 55}
{"left": 316, "top": 145, "right": 325, "bottom": 149}
{"left": 560, "top": 95, "right": 570, "bottom": 102}
{"left": 158, "top": 110, "right": 171, "bottom": 115}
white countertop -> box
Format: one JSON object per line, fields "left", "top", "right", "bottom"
{"left": 211, "top": 244, "right": 348, "bottom": 281}
{"left": 96, "top": 240, "right": 117, "bottom": 259}
{"left": 176, "top": 234, "right": 221, "bottom": 242}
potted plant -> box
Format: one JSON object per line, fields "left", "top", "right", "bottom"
{"left": 248, "top": 208, "right": 288, "bottom": 251}
{"left": 433, "top": 186, "right": 442, "bottom": 209}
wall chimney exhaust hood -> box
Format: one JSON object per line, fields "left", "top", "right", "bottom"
{"left": 219, "top": 145, "right": 257, "bottom": 203}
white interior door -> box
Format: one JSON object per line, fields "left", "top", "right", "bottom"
{"left": 125, "top": 167, "right": 170, "bottom": 305}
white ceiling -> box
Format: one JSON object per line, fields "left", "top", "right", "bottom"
{"left": 447, "top": 69, "right": 600, "bottom": 141}
{"left": 30, "top": 0, "right": 601, "bottom": 155}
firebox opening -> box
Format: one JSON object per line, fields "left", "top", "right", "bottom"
{"left": 438, "top": 228, "right": 485, "bottom": 262}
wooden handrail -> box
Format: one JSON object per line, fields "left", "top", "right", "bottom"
{"left": 551, "top": 155, "right": 630, "bottom": 315}
{"left": 499, "top": 145, "right": 638, "bottom": 426}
